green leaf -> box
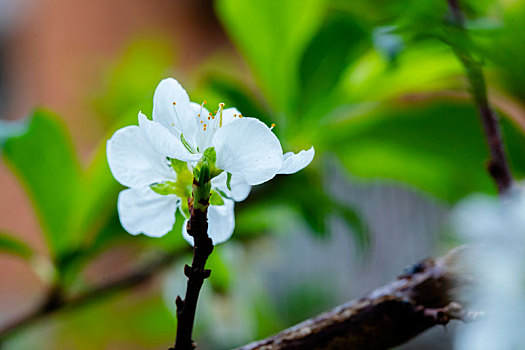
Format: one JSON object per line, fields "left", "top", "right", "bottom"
{"left": 216, "top": 0, "right": 326, "bottom": 113}
{"left": 0, "top": 232, "right": 33, "bottom": 260}
{"left": 3, "top": 110, "right": 82, "bottom": 259}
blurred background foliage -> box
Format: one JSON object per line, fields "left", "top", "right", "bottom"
{"left": 1, "top": 0, "right": 524, "bottom": 348}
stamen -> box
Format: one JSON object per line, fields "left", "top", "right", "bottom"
{"left": 218, "top": 102, "right": 225, "bottom": 127}
{"left": 172, "top": 101, "right": 183, "bottom": 127}
{"left": 199, "top": 101, "right": 207, "bottom": 118}
{"left": 270, "top": 123, "right": 276, "bottom": 130}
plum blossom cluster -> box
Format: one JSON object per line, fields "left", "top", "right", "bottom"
{"left": 107, "top": 78, "right": 314, "bottom": 245}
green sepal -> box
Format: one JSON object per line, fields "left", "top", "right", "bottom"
{"left": 210, "top": 190, "right": 225, "bottom": 206}
{"left": 180, "top": 200, "right": 190, "bottom": 219}
{"left": 215, "top": 188, "right": 233, "bottom": 201}
{"left": 202, "top": 147, "right": 217, "bottom": 164}
{"left": 170, "top": 158, "right": 186, "bottom": 173}
{"left": 202, "top": 147, "right": 222, "bottom": 178}
{"left": 226, "top": 172, "right": 232, "bottom": 191}
{"left": 151, "top": 181, "right": 178, "bottom": 195}
{"left": 198, "top": 162, "right": 211, "bottom": 186}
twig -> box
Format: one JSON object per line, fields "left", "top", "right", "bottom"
{"left": 0, "top": 250, "right": 178, "bottom": 341}
{"left": 446, "top": 0, "right": 514, "bottom": 194}
{"left": 172, "top": 178, "right": 214, "bottom": 350}
{"left": 235, "top": 248, "right": 467, "bottom": 350}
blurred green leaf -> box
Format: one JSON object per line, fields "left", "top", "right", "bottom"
{"left": 298, "top": 11, "right": 368, "bottom": 111}
{"left": 287, "top": 171, "right": 368, "bottom": 247}
{"left": 328, "top": 101, "right": 523, "bottom": 202}
{"left": 205, "top": 76, "right": 271, "bottom": 125}
{"left": 216, "top": 0, "right": 326, "bottom": 114}
{"left": 3, "top": 110, "right": 82, "bottom": 259}
{"left": 236, "top": 172, "right": 369, "bottom": 248}
{"left": 74, "top": 39, "right": 177, "bottom": 253}
{"left": 93, "top": 39, "right": 175, "bottom": 127}
{"left": 0, "top": 119, "right": 29, "bottom": 148}
{"left": 206, "top": 245, "right": 231, "bottom": 294}
{"left": 0, "top": 232, "right": 33, "bottom": 260}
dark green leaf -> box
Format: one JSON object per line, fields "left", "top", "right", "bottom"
{"left": 299, "top": 12, "right": 368, "bottom": 110}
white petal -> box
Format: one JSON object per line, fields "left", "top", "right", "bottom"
{"left": 153, "top": 78, "right": 198, "bottom": 143}
{"left": 138, "top": 112, "right": 201, "bottom": 161}
{"left": 182, "top": 199, "right": 235, "bottom": 246}
{"left": 278, "top": 147, "right": 315, "bottom": 174}
{"left": 118, "top": 187, "right": 180, "bottom": 237}
{"left": 107, "top": 125, "right": 175, "bottom": 188}
{"left": 220, "top": 107, "right": 242, "bottom": 127}
{"left": 213, "top": 117, "right": 283, "bottom": 185}
{"left": 212, "top": 172, "right": 251, "bottom": 202}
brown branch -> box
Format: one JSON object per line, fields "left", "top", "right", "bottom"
{"left": 235, "top": 248, "right": 466, "bottom": 350}
{"left": 172, "top": 179, "right": 214, "bottom": 350}
{"left": 446, "top": 0, "right": 514, "bottom": 194}
{"left": 0, "top": 250, "right": 178, "bottom": 341}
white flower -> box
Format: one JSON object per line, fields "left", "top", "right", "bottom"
{"left": 107, "top": 78, "right": 314, "bottom": 244}
{"left": 453, "top": 189, "right": 525, "bottom": 350}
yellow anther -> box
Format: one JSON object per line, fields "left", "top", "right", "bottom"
{"left": 271, "top": 123, "right": 276, "bottom": 127}
{"left": 198, "top": 114, "right": 200, "bottom": 117}
{"left": 208, "top": 116, "right": 210, "bottom": 120}
{"left": 203, "top": 100, "right": 207, "bottom": 104}
{"left": 239, "top": 114, "right": 243, "bottom": 118}
{"left": 219, "top": 102, "right": 225, "bottom": 107}
{"left": 172, "top": 123, "right": 175, "bottom": 126}
{"left": 172, "top": 102, "right": 176, "bottom": 105}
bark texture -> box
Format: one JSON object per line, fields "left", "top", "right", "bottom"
{"left": 236, "top": 249, "right": 465, "bottom": 350}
